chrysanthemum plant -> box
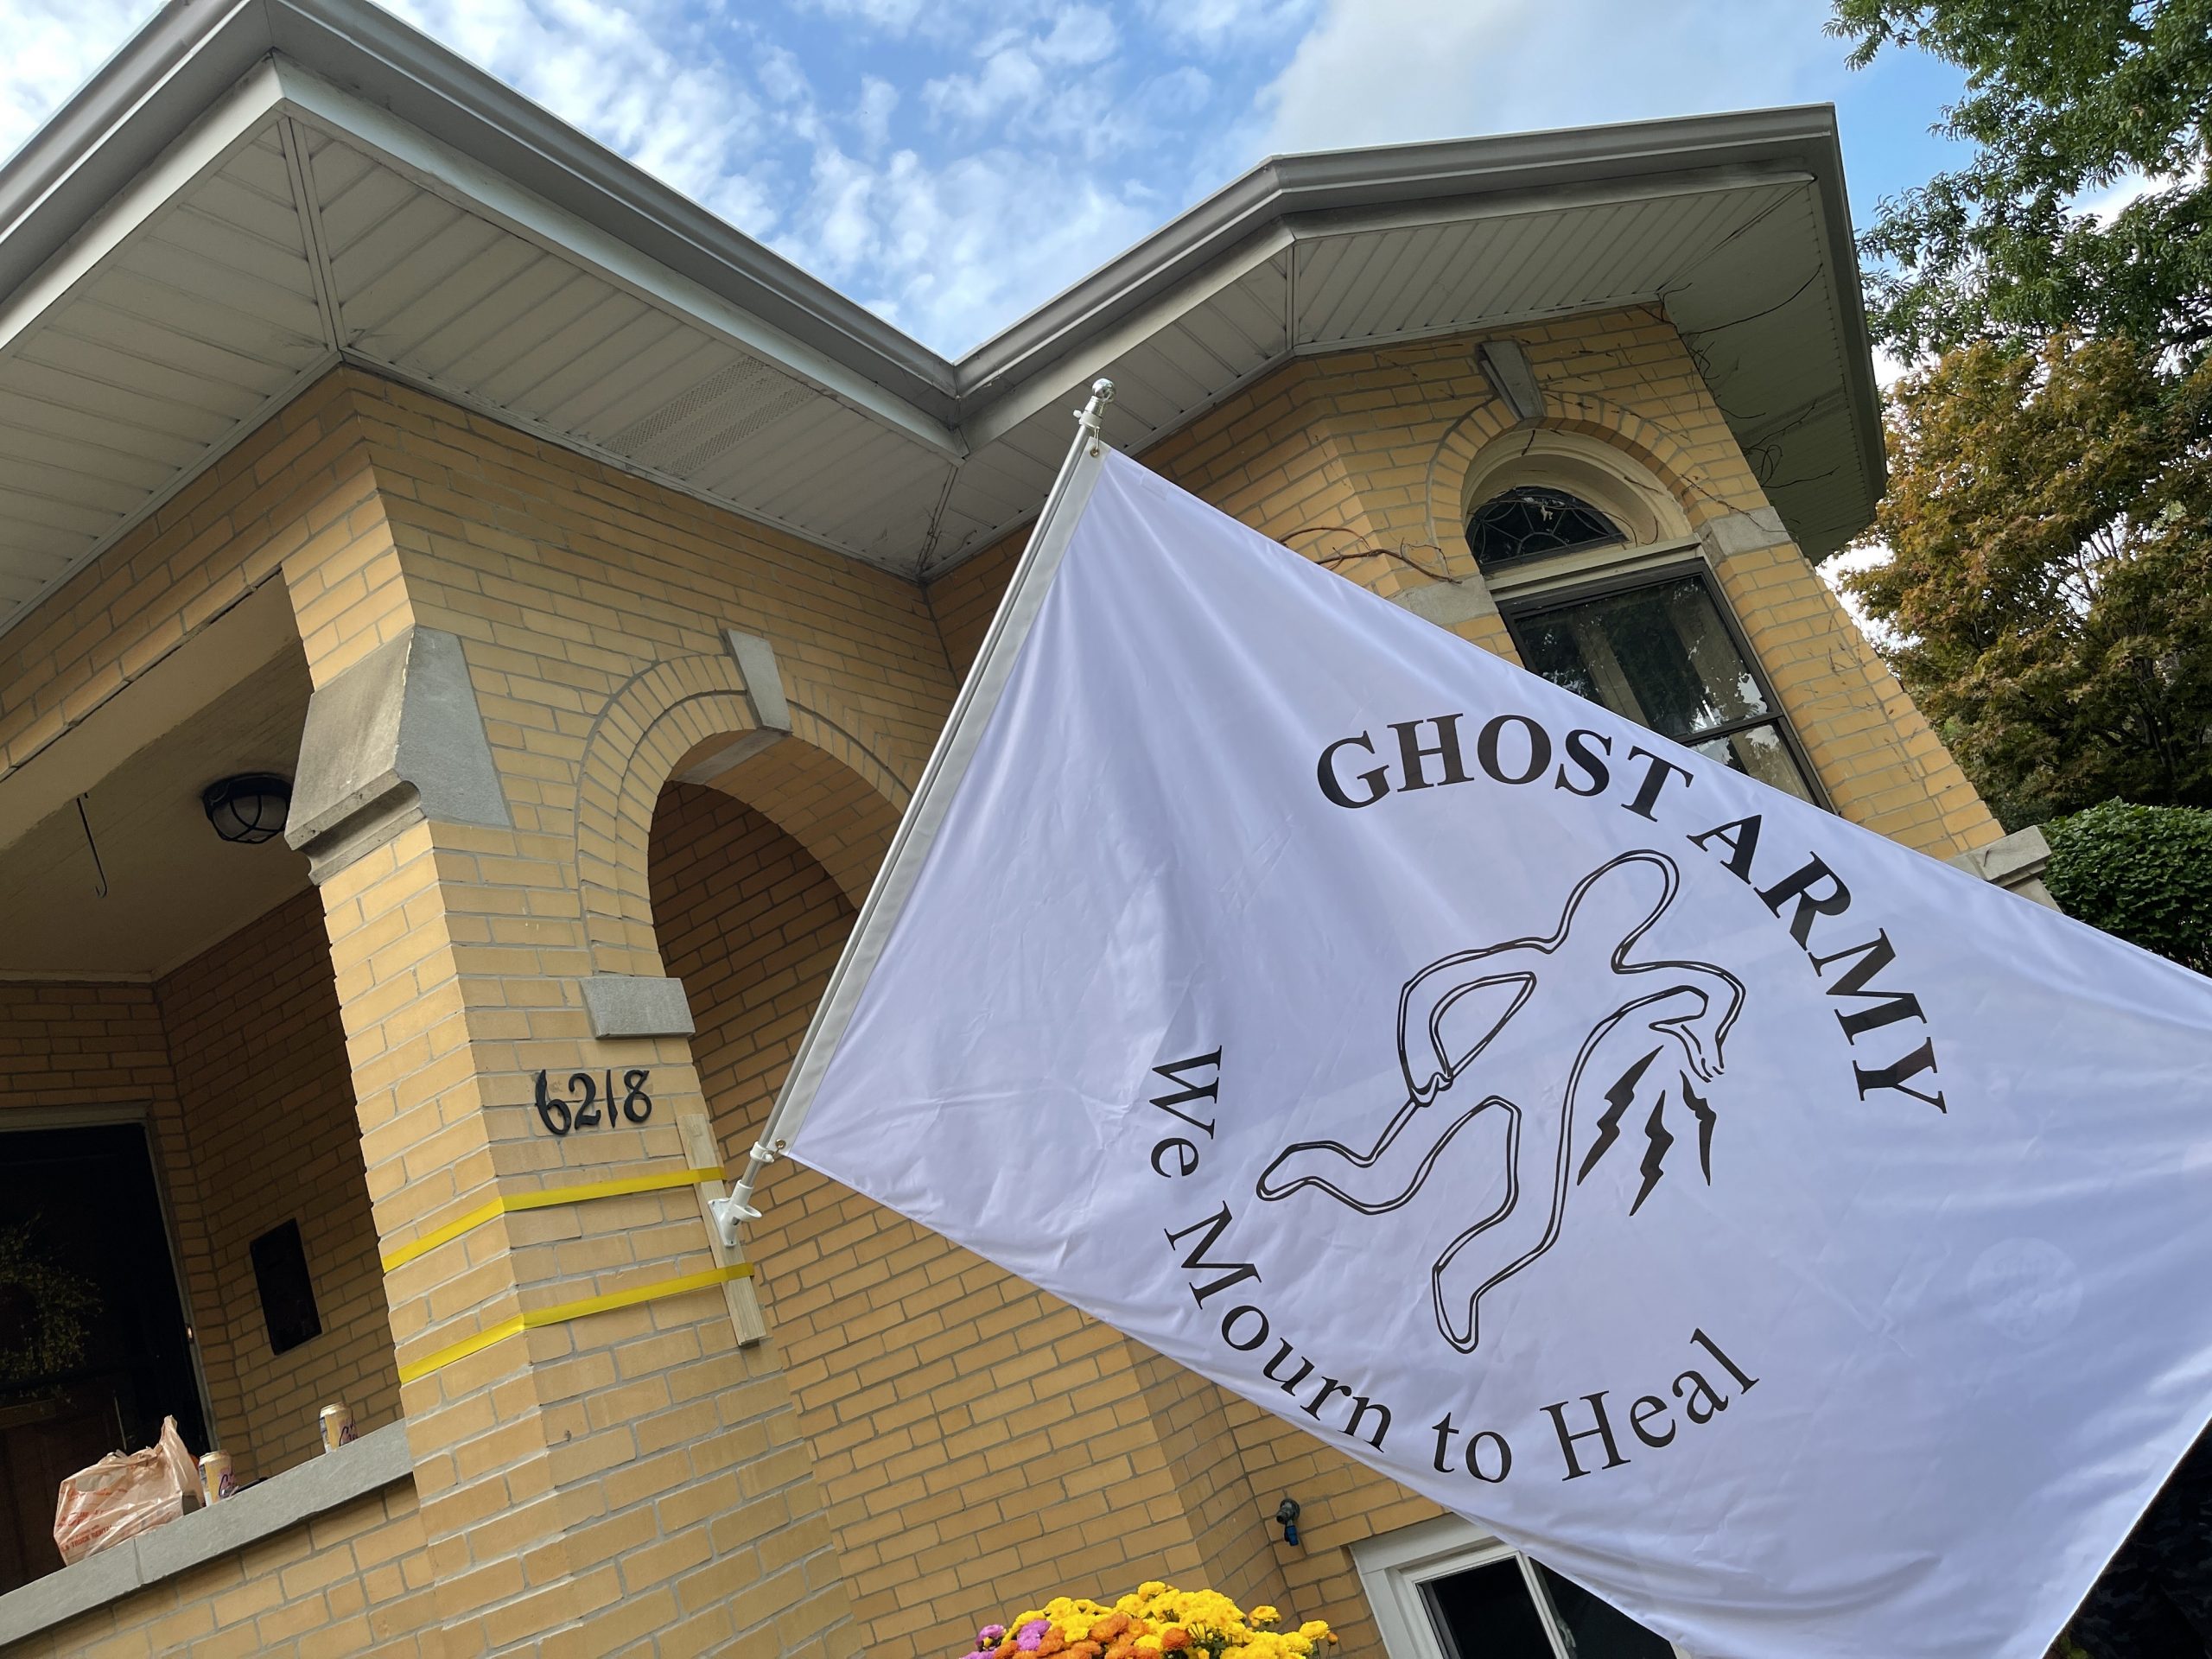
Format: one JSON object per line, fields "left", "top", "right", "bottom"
{"left": 958, "top": 1581, "right": 1336, "bottom": 1659}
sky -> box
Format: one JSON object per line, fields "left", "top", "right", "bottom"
{"left": 0, "top": 0, "right": 1976, "bottom": 362}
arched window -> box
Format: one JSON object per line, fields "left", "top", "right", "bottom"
{"left": 1454, "top": 435, "right": 1821, "bottom": 804}
{"left": 1465, "top": 486, "right": 1623, "bottom": 570}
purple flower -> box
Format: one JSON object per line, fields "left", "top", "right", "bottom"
{"left": 980, "top": 1628, "right": 1007, "bottom": 1647}
{"left": 1015, "top": 1619, "right": 1052, "bottom": 1652}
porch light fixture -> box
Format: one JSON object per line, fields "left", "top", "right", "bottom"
{"left": 201, "top": 772, "right": 291, "bottom": 845}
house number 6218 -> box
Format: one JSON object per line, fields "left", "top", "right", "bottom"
{"left": 534, "top": 1069, "right": 652, "bottom": 1136}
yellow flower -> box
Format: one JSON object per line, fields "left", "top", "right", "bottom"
{"left": 1249, "top": 1606, "right": 1281, "bottom": 1628}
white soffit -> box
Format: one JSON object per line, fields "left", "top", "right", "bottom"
{"left": 0, "top": 0, "right": 1885, "bottom": 642}
{"left": 925, "top": 174, "right": 1841, "bottom": 572}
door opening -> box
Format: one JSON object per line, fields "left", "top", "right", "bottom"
{"left": 0, "top": 1122, "right": 208, "bottom": 1592}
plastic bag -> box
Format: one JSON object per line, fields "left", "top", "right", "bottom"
{"left": 52, "top": 1416, "right": 197, "bottom": 1566}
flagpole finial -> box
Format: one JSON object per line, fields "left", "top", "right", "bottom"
{"left": 1077, "top": 379, "right": 1114, "bottom": 454}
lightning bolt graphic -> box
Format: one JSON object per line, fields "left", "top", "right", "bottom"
{"left": 1578, "top": 1046, "right": 1661, "bottom": 1184}
{"left": 1680, "top": 1072, "right": 1716, "bottom": 1180}
{"left": 1631, "top": 1094, "right": 1674, "bottom": 1215}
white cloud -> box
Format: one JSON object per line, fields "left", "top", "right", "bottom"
{"left": 925, "top": 47, "right": 1052, "bottom": 127}
{"left": 0, "top": 0, "right": 162, "bottom": 163}
{"left": 1035, "top": 6, "right": 1119, "bottom": 67}
{"left": 853, "top": 74, "right": 899, "bottom": 152}
{"left": 772, "top": 141, "right": 1157, "bottom": 353}
{"left": 1141, "top": 0, "right": 1320, "bottom": 52}
{"left": 1260, "top": 0, "right": 1828, "bottom": 156}
{"left": 924, "top": 9, "right": 1119, "bottom": 130}
{"left": 796, "top": 0, "right": 930, "bottom": 32}
{"left": 382, "top": 0, "right": 785, "bottom": 229}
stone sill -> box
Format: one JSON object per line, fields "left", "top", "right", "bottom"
{"left": 0, "top": 1424, "right": 411, "bottom": 1649}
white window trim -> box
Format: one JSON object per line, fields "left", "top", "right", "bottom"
{"left": 1350, "top": 1514, "right": 1693, "bottom": 1659}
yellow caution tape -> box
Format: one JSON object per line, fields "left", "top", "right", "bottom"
{"left": 396, "top": 1262, "right": 755, "bottom": 1384}
{"left": 380, "top": 1167, "right": 726, "bottom": 1272}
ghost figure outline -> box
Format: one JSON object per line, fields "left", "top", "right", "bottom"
{"left": 1255, "top": 850, "right": 1745, "bottom": 1352}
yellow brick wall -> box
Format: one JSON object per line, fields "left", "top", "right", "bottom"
{"left": 0, "top": 300, "right": 2010, "bottom": 1656}
{"left": 271, "top": 372, "right": 934, "bottom": 1656}
{"left": 152, "top": 891, "right": 401, "bottom": 1483}
{"left": 648, "top": 782, "right": 1245, "bottom": 1656}
{"left": 0, "top": 895, "right": 397, "bottom": 1496}
{"left": 0, "top": 373, "right": 394, "bottom": 780}
{"left": 0, "top": 1481, "right": 438, "bottom": 1659}
{"left": 0, "top": 983, "right": 220, "bottom": 1475}
{"left": 929, "top": 315, "right": 2000, "bottom": 859}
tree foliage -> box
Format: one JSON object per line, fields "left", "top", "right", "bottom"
{"left": 2045, "top": 801, "right": 2212, "bottom": 973}
{"left": 1846, "top": 336, "right": 2212, "bottom": 826}
{"left": 1827, "top": 0, "right": 2212, "bottom": 360}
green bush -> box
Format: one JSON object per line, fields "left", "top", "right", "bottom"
{"left": 2044, "top": 802, "right": 2212, "bottom": 975}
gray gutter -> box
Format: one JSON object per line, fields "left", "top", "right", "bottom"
{"left": 0, "top": 0, "right": 961, "bottom": 421}
{"left": 0, "top": 1, "right": 1885, "bottom": 535}
{"left": 950, "top": 105, "right": 1887, "bottom": 505}
{"left": 0, "top": 0, "right": 270, "bottom": 300}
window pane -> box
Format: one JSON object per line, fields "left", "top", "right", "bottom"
{"left": 1467, "top": 487, "right": 1624, "bottom": 569}
{"left": 1516, "top": 575, "right": 1768, "bottom": 745}
{"left": 1421, "top": 1560, "right": 1556, "bottom": 1659}
{"left": 1513, "top": 573, "right": 1815, "bottom": 801}
{"left": 1535, "top": 1565, "right": 1677, "bottom": 1659}
{"left": 1694, "top": 722, "right": 1815, "bottom": 803}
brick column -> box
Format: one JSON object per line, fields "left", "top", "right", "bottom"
{"left": 282, "top": 556, "right": 855, "bottom": 1656}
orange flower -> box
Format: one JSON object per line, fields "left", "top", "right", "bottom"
{"left": 1159, "top": 1631, "right": 1191, "bottom": 1653}
{"left": 1038, "top": 1634, "right": 1066, "bottom": 1657}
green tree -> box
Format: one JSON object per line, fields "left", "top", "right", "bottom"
{"left": 1828, "top": 0, "right": 2212, "bottom": 361}
{"left": 1845, "top": 336, "right": 2212, "bottom": 827}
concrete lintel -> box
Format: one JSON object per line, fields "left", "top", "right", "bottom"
{"left": 677, "top": 728, "right": 782, "bottom": 785}
{"left": 285, "top": 626, "right": 510, "bottom": 880}
{"left": 1478, "top": 339, "right": 1543, "bottom": 423}
{"left": 1700, "top": 506, "right": 1792, "bottom": 559}
{"left": 0, "top": 1425, "right": 411, "bottom": 1649}
{"left": 1393, "top": 577, "right": 1499, "bottom": 628}
{"left": 1950, "top": 824, "right": 2058, "bottom": 910}
{"left": 582, "top": 974, "right": 696, "bottom": 1039}
{"left": 725, "top": 630, "right": 792, "bottom": 733}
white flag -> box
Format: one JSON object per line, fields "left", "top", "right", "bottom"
{"left": 775, "top": 444, "right": 2212, "bottom": 1659}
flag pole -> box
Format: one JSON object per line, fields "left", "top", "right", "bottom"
{"left": 711, "top": 378, "right": 1118, "bottom": 1242}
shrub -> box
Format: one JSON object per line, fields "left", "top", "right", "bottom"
{"left": 2044, "top": 802, "right": 2212, "bottom": 974}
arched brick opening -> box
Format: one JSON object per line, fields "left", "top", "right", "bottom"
{"left": 1421, "top": 381, "right": 1719, "bottom": 559}
{"left": 643, "top": 780, "right": 1236, "bottom": 1659}
{"left": 573, "top": 650, "right": 910, "bottom": 976}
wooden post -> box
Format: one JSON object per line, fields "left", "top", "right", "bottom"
{"left": 678, "top": 1112, "right": 769, "bottom": 1346}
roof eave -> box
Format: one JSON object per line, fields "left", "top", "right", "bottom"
{"left": 0, "top": 1, "right": 1886, "bottom": 561}
{"left": 0, "top": 0, "right": 963, "bottom": 422}
{"left": 954, "top": 105, "right": 1887, "bottom": 545}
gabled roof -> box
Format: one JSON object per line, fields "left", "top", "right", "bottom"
{"left": 0, "top": 0, "right": 1883, "bottom": 639}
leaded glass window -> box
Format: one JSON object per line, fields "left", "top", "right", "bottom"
{"left": 1510, "top": 572, "right": 1818, "bottom": 803}
{"left": 1466, "top": 486, "right": 1623, "bottom": 569}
